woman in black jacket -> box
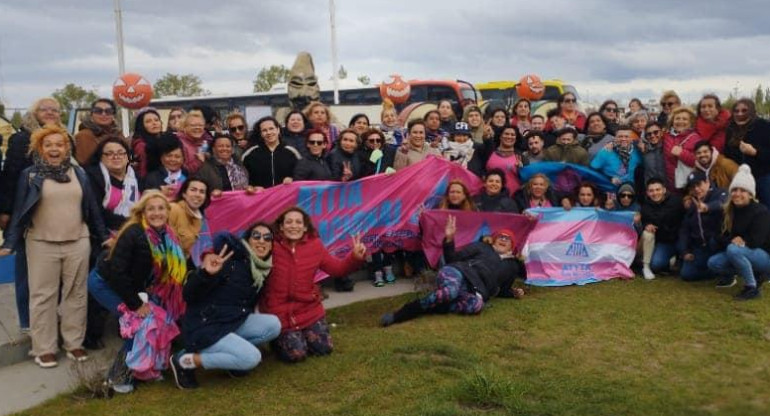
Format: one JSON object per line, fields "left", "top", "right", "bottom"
{"left": 723, "top": 99, "right": 770, "bottom": 208}
{"left": 473, "top": 169, "right": 518, "bottom": 213}
{"left": 169, "top": 225, "right": 281, "bottom": 389}
{"left": 359, "top": 128, "right": 395, "bottom": 177}
{"left": 293, "top": 129, "right": 333, "bottom": 181}
{"left": 512, "top": 173, "right": 560, "bottom": 212}
{"left": 381, "top": 215, "right": 522, "bottom": 326}
{"left": 326, "top": 128, "right": 362, "bottom": 182}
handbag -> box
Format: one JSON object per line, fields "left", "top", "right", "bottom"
{"left": 673, "top": 133, "right": 696, "bottom": 189}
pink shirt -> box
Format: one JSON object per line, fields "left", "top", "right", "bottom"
{"left": 486, "top": 151, "right": 521, "bottom": 196}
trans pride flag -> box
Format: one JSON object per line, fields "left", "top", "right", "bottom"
{"left": 522, "top": 208, "right": 637, "bottom": 286}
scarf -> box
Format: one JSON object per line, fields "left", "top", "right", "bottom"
{"left": 33, "top": 152, "right": 72, "bottom": 183}
{"left": 99, "top": 162, "right": 140, "bottom": 217}
{"left": 442, "top": 140, "right": 475, "bottom": 168}
{"left": 220, "top": 158, "right": 249, "bottom": 190}
{"left": 240, "top": 239, "right": 272, "bottom": 290}
{"left": 81, "top": 116, "right": 119, "bottom": 138}
{"left": 581, "top": 133, "right": 605, "bottom": 151}
{"left": 142, "top": 219, "right": 187, "bottom": 320}
{"left": 613, "top": 141, "right": 632, "bottom": 168}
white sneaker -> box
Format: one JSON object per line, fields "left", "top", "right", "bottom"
{"left": 642, "top": 266, "right": 656, "bottom": 280}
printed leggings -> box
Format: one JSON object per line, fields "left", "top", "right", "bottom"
{"left": 419, "top": 266, "right": 484, "bottom": 315}
{"left": 274, "top": 318, "right": 333, "bottom": 363}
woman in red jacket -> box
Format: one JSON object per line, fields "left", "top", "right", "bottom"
{"left": 695, "top": 94, "right": 730, "bottom": 153}
{"left": 663, "top": 107, "right": 702, "bottom": 191}
{"left": 259, "top": 207, "right": 366, "bottom": 362}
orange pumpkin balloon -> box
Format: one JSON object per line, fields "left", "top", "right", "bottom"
{"left": 379, "top": 74, "right": 411, "bottom": 104}
{"left": 516, "top": 74, "right": 545, "bottom": 100}
{"left": 113, "top": 73, "right": 153, "bottom": 109}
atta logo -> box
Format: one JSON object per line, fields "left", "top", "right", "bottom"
{"left": 565, "top": 232, "right": 589, "bottom": 258}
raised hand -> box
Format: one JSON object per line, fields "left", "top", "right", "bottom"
{"left": 351, "top": 234, "right": 366, "bottom": 260}
{"left": 444, "top": 215, "right": 457, "bottom": 241}
{"left": 202, "top": 244, "right": 234, "bottom": 275}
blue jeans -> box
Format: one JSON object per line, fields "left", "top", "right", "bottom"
{"left": 707, "top": 244, "right": 770, "bottom": 287}
{"left": 199, "top": 313, "right": 281, "bottom": 371}
{"left": 87, "top": 269, "right": 124, "bottom": 317}
{"left": 650, "top": 242, "right": 678, "bottom": 273}
{"left": 680, "top": 246, "right": 716, "bottom": 281}
{"left": 15, "top": 247, "right": 29, "bottom": 328}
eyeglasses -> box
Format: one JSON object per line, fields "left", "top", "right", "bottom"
{"left": 619, "top": 193, "right": 634, "bottom": 199}
{"left": 308, "top": 140, "right": 326, "bottom": 146}
{"left": 733, "top": 108, "right": 749, "bottom": 114}
{"left": 604, "top": 108, "right": 618, "bottom": 113}
{"left": 367, "top": 138, "right": 383, "bottom": 144}
{"left": 92, "top": 107, "right": 115, "bottom": 115}
{"left": 250, "top": 231, "right": 273, "bottom": 241}
{"left": 38, "top": 106, "right": 60, "bottom": 113}
{"left": 103, "top": 151, "right": 127, "bottom": 158}
{"left": 662, "top": 101, "right": 678, "bottom": 108}
{"left": 496, "top": 234, "right": 512, "bottom": 242}
{"left": 562, "top": 99, "right": 576, "bottom": 103}
{"left": 646, "top": 129, "right": 662, "bottom": 136}
{"left": 229, "top": 125, "right": 246, "bottom": 132}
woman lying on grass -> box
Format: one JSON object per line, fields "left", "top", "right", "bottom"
{"left": 381, "top": 215, "right": 524, "bottom": 326}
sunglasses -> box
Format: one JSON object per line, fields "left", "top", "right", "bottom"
{"left": 250, "top": 231, "right": 273, "bottom": 241}
{"left": 646, "top": 129, "right": 662, "bottom": 136}
{"left": 619, "top": 193, "right": 634, "bottom": 199}
{"left": 367, "top": 138, "right": 383, "bottom": 143}
{"left": 662, "top": 101, "right": 678, "bottom": 108}
{"left": 308, "top": 140, "right": 326, "bottom": 146}
{"left": 562, "top": 98, "right": 576, "bottom": 103}
{"left": 92, "top": 107, "right": 115, "bottom": 115}
{"left": 229, "top": 125, "right": 246, "bottom": 132}
{"left": 496, "top": 234, "right": 512, "bottom": 242}
{"left": 604, "top": 108, "right": 618, "bottom": 113}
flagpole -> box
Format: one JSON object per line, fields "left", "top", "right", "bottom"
{"left": 329, "top": 0, "right": 339, "bottom": 105}
{"left": 114, "top": 0, "right": 129, "bottom": 136}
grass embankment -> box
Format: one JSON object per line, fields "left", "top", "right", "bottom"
{"left": 16, "top": 278, "right": 770, "bottom": 416}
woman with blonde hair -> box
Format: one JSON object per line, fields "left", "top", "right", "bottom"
{"left": 175, "top": 110, "right": 210, "bottom": 174}
{"left": 304, "top": 101, "right": 339, "bottom": 149}
{"left": 657, "top": 90, "right": 681, "bottom": 126}
{"left": 0, "top": 97, "right": 67, "bottom": 333}
{"left": 663, "top": 107, "right": 702, "bottom": 190}
{"left": 88, "top": 190, "right": 187, "bottom": 391}
{"left": 437, "top": 180, "right": 477, "bottom": 211}
{"left": 1, "top": 124, "right": 108, "bottom": 368}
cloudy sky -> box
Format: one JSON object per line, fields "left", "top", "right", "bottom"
{"left": 1, "top": 0, "right": 769, "bottom": 110}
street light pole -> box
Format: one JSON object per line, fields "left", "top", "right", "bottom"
{"left": 329, "top": 0, "right": 339, "bottom": 105}
{"left": 113, "top": 0, "right": 129, "bottom": 136}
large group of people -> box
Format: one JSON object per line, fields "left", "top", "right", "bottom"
{"left": 0, "top": 89, "right": 768, "bottom": 393}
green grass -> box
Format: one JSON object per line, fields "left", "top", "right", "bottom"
{"left": 16, "top": 278, "right": 770, "bottom": 416}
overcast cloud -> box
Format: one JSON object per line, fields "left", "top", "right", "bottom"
{"left": 1, "top": 0, "right": 768, "bottom": 110}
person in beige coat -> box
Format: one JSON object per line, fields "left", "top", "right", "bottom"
{"left": 393, "top": 120, "right": 441, "bottom": 171}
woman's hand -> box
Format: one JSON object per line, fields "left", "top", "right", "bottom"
{"left": 0, "top": 248, "right": 12, "bottom": 257}
{"left": 160, "top": 185, "right": 176, "bottom": 198}
{"left": 671, "top": 145, "right": 683, "bottom": 157}
{"left": 444, "top": 215, "right": 457, "bottom": 242}
{"left": 202, "top": 244, "right": 234, "bottom": 275}
{"left": 282, "top": 177, "right": 294, "bottom": 185}
{"left": 351, "top": 234, "right": 366, "bottom": 260}
{"left": 211, "top": 189, "right": 223, "bottom": 198}
{"left": 605, "top": 198, "right": 615, "bottom": 210}
{"left": 683, "top": 253, "right": 695, "bottom": 262}
{"left": 341, "top": 162, "right": 353, "bottom": 182}
{"left": 731, "top": 236, "right": 746, "bottom": 247}
{"left": 561, "top": 198, "right": 572, "bottom": 211}
{"left": 136, "top": 303, "right": 151, "bottom": 318}
{"left": 245, "top": 186, "right": 257, "bottom": 195}
{"left": 196, "top": 152, "right": 207, "bottom": 163}
{"left": 739, "top": 141, "right": 757, "bottom": 156}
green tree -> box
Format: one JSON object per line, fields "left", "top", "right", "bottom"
{"left": 357, "top": 75, "right": 370, "bottom": 85}
{"left": 11, "top": 110, "right": 23, "bottom": 128}
{"left": 252, "top": 65, "right": 291, "bottom": 93}
{"left": 153, "top": 73, "right": 210, "bottom": 98}
{"left": 754, "top": 85, "right": 764, "bottom": 111}
{"left": 51, "top": 83, "right": 100, "bottom": 124}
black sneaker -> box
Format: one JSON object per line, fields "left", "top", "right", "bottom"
{"left": 226, "top": 369, "right": 250, "bottom": 378}
{"left": 715, "top": 275, "right": 737, "bottom": 288}
{"left": 734, "top": 285, "right": 760, "bottom": 301}
{"left": 169, "top": 353, "right": 199, "bottom": 390}
{"left": 333, "top": 277, "right": 355, "bottom": 292}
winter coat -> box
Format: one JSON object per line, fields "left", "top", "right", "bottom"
{"left": 242, "top": 143, "right": 301, "bottom": 188}
{"left": 590, "top": 146, "right": 642, "bottom": 185}
{"left": 259, "top": 234, "right": 363, "bottom": 332}
{"left": 677, "top": 186, "right": 727, "bottom": 255}
{"left": 169, "top": 200, "right": 202, "bottom": 258}
{"left": 281, "top": 130, "right": 309, "bottom": 158}
{"left": 641, "top": 144, "right": 665, "bottom": 185}
{"left": 197, "top": 157, "right": 248, "bottom": 192}
{"left": 96, "top": 223, "right": 154, "bottom": 311}
{"left": 182, "top": 233, "right": 272, "bottom": 352}
{"left": 293, "top": 153, "right": 333, "bottom": 181}
{"left": 0, "top": 128, "right": 32, "bottom": 215}
{"left": 716, "top": 201, "right": 770, "bottom": 252}
{"left": 578, "top": 133, "right": 614, "bottom": 160}
{"left": 693, "top": 150, "right": 738, "bottom": 190}
{"left": 473, "top": 192, "right": 518, "bottom": 213}
{"left": 641, "top": 193, "right": 684, "bottom": 244}
{"left": 142, "top": 167, "right": 188, "bottom": 193}
{"left": 175, "top": 132, "right": 207, "bottom": 174}
{"left": 723, "top": 118, "right": 770, "bottom": 178}
{"left": 512, "top": 187, "right": 560, "bottom": 212}
{"left": 85, "top": 164, "right": 143, "bottom": 232}
{"left": 1, "top": 165, "right": 108, "bottom": 251}
{"left": 543, "top": 143, "right": 590, "bottom": 166}
{"left": 73, "top": 121, "right": 125, "bottom": 166}
{"left": 663, "top": 129, "right": 701, "bottom": 190}
{"left": 695, "top": 109, "right": 730, "bottom": 153}
{"left": 393, "top": 143, "right": 441, "bottom": 171}
{"left": 359, "top": 146, "right": 396, "bottom": 177}
{"left": 442, "top": 239, "right": 519, "bottom": 301}
{"left": 326, "top": 146, "right": 363, "bottom": 181}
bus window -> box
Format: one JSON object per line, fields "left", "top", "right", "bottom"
{"left": 542, "top": 86, "right": 562, "bottom": 101}
{"left": 408, "top": 85, "right": 428, "bottom": 102}
{"left": 362, "top": 89, "right": 381, "bottom": 105}
{"left": 427, "top": 86, "right": 456, "bottom": 102}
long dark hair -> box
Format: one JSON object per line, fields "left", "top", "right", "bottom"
{"left": 249, "top": 116, "right": 282, "bottom": 146}
{"left": 274, "top": 206, "right": 317, "bottom": 239}
{"left": 176, "top": 176, "right": 212, "bottom": 211}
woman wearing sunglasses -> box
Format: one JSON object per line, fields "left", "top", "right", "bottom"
{"left": 555, "top": 92, "right": 586, "bottom": 132}
{"left": 657, "top": 91, "right": 681, "bottom": 126}
{"left": 605, "top": 183, "right": 642, "bottom": 234}
{"left": 723, "top": 99, "right": 770, "bottom": 208}
{"left": 74, "top": 98, "right": 124, "bottom": 166}
{"left": 359, "top": 128, "right": 395, "bottom": 177}
{"left": 293, "top": 129, "right": 333, "bottom": 181}
{"left": 381, "top": 215, "right": 522, "bottom": 327}
{"left": 169, "top": 223, "right": 281, "bottom": 389}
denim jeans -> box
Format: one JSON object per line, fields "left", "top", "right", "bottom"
{"left": 707, "top": 244, "right": 770, "bottom": 287}
{"left": 650, "top": 242, "right": 678, "bottom": 273}
{"left": 199, "top": 313, "right": 281, "bottom": 371}
{"left": 87, "top": 269, "right": 124, "bottom": 317}
{"left": 680, "top": 246, "right": 716, "bottom": 281}
{"left": 15, "top": 246, "right": 29, "bottom": 328}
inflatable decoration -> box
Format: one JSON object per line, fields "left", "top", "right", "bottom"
{"left": 113, "top": 73, "right": 153, "bottom": 109}
{"left": 516, "top": 74, "right": 545, "bottom": 100}
{"left": 379, "top": 74, "right": 411, "bottom": 104}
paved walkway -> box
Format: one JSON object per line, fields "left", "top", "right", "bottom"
{"left": 0, "top": 278, "right": 415, "bottom": 415}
